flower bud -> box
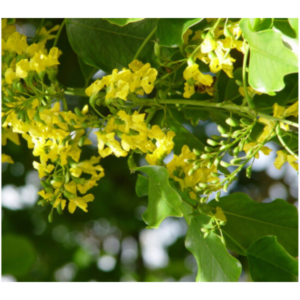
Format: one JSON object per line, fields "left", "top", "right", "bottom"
{"left": 230, "top": 157, "right": 245, "bottom": 165}
{"left": 207, "top": 139, "right": 219, "bottom": 146}
{"left": 198, "top": 183, "right": 208, "bottom": 189}
{"left": 75, "top": 107, "right": 84, "bottom": 117}
{"left": 214, "top": 157, "right": 221, "bottom": 167}
{"left": 48, "top": 210, "right": 54, "bottom": 223}
{"left": 193, "top": 149, "right": 201, "bottom": 156}
{"left": 217, "top": 125, "right": 227, "bottom": 134}
{"left": 226, "top": 117, "right": 239, "bottom": 127}
{"left": 63, "top": 190, "right": 75, "bottom": 199}
{"left": 246, "top": 165, "right": 252, "bottom": 178}
{"left": 201, "top": 154, "right": 211, "bottom": 160}
{"left": 188, "top": 168, "right": 195, "bottom": 176}
{"left": 215, "top": 191, "right": 221, "bottom": 202}
{"left": 240, "top": 118, "right": 252, "bottom": 125}
{"left": 220, "top": 161, "right": 231, "bottom": 168}
{"left": 223, "top": 182, "right": 229, "bottom": 192}
{"left": 204, "top": 146, "right": 216, "bottom": 152}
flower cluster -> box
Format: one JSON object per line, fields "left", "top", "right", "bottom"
{"left": 167, "top": 145, "right": 220, "bottom": 199}
{"left": 2, "top": 19, "right": 61, "bottom": 85}
{"left": 94, "top": 110, "right": 175, "bottom": 166}
{"left": 183, "top": 20, "right": 244, "bottom": 98}
{"left": 85, "top": 60, "right": 158, "bottom": 101}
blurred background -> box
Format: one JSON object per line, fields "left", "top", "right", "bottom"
{"left": 2, "top": 18, "right": 298, "bottom": 282}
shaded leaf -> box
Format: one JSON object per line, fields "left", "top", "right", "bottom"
{"left": 66, "top": 18, "right": 157, "bottom": 73}
{"left": 249, "top": 18, "right": 273, "bottom": 32}
{"left": 104, "top": 18, "right": 144, "bottom": 26}
{"left": 225, "top": 67, "right": 243, "bottom": 102}
{"left": 157, "top": 18, "right": 202, "bottom": 47}
{"left": 2, "top": 235, "right": 36, "bottom": 277}
{"left": 274, "top": 19, "right": 297, "bottom": 39}
{"left": 209, "top": 193, "right": 298, "bottom": 256}
{"left": 135, "top": 174, "right": 149, "bottom": 197}
{"left": 247, "top": 236, "right": 298, "bottom": 282}
{"left": 183, "top": 109, "right": 209, "bottom": 126}
{"left": 185, "top": 215, "right": 242, "bottom": 282}
{"left": 288, "top": 18, "right": 298, "bottom": 41}
{"left": 240, "top": 18, "right": 298, "bottom": 93}
{"left": 168, "top": 118, "right": 204, "bottom": 155}
{"left": 253, "top": 73, "right": 298, "bottom": 113}
{"left": 78, "top": 56, "right": 97, "bottom": 85}
{"left": 137, "top": 166, "right": 183, "bottom": 229}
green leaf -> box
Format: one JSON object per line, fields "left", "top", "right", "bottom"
{"left": 2, "top": 234, "right": 36, "bottom": 277}
{"left": 247, "top": 236, "right": 298, "bottom": 282}
{"left": 253, "top": 73, "right": 298, "bottom": 113}
{"left": 209, "top": 193, "right": 298, "bottom": 256}
{"left": 137, "top": 166, "right": 183, "bottom": 229}
{"left": 66, "top": 18, "right": 157, "bottom": 73}
{"left": 168, "top": 118, "right": 204, "bottom": 155}
{"left": 240, "top": 18, "right": 298, "bottom": 93}
{"left": 183, "top": 109, "right": 210, "bottom": 126}
{"left": 249, "top": 18, "right": 273, "bottom": 32}
{"left": 103, "top": 18, "right": 144, "bottom": 27}
{"left": 273, "top": 19, "right": 297, "bottom": 39}
{"left": 185, "top": 215, "right": 242, "bottom": 282}
{"left": 224, "top": 67, "right": 243, "bottom": 102}
{"left": 169, "top": 180, "right": 196, "bottom": 225}
{"left": 135, "top": 174, "right": 149, "bottom": 197}
{"left": 288, "top": 18, "right": 298, "bottom": 41}
{"left": 77, "top": 56, "right": 97, "bottom": 85}
{"left": 156, "top": 18, "right": 202, "bottom": 47}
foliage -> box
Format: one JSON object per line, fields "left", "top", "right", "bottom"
{"left": 1, "top": 17, "right": 299, "bottom": 282}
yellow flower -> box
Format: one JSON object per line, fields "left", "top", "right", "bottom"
{"left": 2, "top": 154, "right": 14, "bottom": 164}
{"left": 257, "top": 118, "right": 275, "bottom": 143}
{"left": 37, "top": 25, "right": 60, "bottom": 43}
{"left": 183, "top": 82, "right": 195, "bottom": 98}
{"left": 183, "top": 64, "right": 199, "bottom": 81}
{"left": 2, "top": 19, "right": 16, "bottom": 41}
{"left": 46, "top": 47, "right": 61, "bottom": 67}
{"left": 141, "top": 68, "right": 158, "bottom": 94}
{"left": 115, "top": 80, "right": 130, "bottom": 100}
{"left": 273, "top": 102, "right": 298, "bottom": 119}
{"left": 0, "top": 39, "right": 6, "bottom": 56}
{"left": 85, "top": 79, "right": 106, "bottom": 96}
{"left": 183, "top": 28, "right": 193, "bottom": 44}
{"left": 94, "top": 131, "right": 127, "bottom": 158}
{"left": 64, "top": 181, "right": 77, "bottom": 195}
{"left": 5, "top": 32, "right": 28, "bottom": 54}
{"left": 2, "top": 127, "right": 20, "bottom": 146}
{"left": 25, "top": 42, "right": 45, "bottom": 57}
{"left": 68, "top": 194, "right": 94, "bottom": 213}
{"left": 33, "top": 161, "right": 55, "bottom": 178}
{"left": 287, "top": 155, "right": 298, "bottom": 171}
{"left": 274, "top": 150, "right": 298, "bottom": 171}
{"left": 30, "top": 51, "right": 47, "bottom": 73}
{"left": 146, "top": 131, "right": 175, "bottom": 165}
{"left": 38, "top": 190, "right": 54, "bottom": 201}
{"left": 53, "top": 197, "right": 66, "bottom": 211}
{"left": 194, "top": 70, "right": 214, "bottom": 86}
{"left": 243, "top": 142, "right": 272, "bottom": 159}
{"left": 0, "top": 18, "right": 7, "bottom": 29}
{"left": 214, "top": 207, "right": 227, "bottom": 222}
{"left": 128, "top": 60, "right": 145, "bottom": 72}
{"left": 4, "top": 68, "right": 16, "bottom": 84}
{"left": 201, "top": 37, "right": 217, "bottom": 53}
{"left": 183, "top": 64, "right": 213, "bottom": 87}
{"left": 16, "top": 59, "right": 30, "bottom": 78}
